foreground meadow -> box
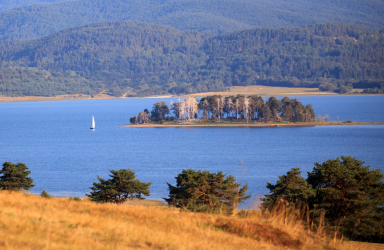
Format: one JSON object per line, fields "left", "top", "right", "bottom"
{"left": 0, "top": 191, "right": 381, "bottom": 250}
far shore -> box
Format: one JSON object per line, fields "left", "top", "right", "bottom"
{"left": 122, "top": 121, "right": 384, "bottom": 128}
{"left": 1, "top": 85, "right": 383, "bottom": 103}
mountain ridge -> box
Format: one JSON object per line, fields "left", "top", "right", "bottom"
{"left": 0, "top": 21, "right": 382, "bottom": 97}
{"left": 0, "top": 0, "right": 383, "bottom": 41}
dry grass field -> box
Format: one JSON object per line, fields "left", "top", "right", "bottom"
{"left": 188, "top": 85, "right": 364, "bottom": 98}
{"left": 0, "top": 86, "right": 370, "bottom": 103}
{"left": 0, "top": 191, "right": 381, "bottom": 250}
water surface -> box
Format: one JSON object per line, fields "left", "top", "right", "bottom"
{"left": 0, "top": 96, "right": 383, "bottom": 206}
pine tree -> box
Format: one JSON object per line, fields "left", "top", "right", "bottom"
{"left": 89, "top": 169, "right": 151, "bottom": 204}
{"left": 261, "top": 168, "right": 315, "bottom": 211}
{"left": 307, "top": 156, "right": 384, "bottom": 241}
{"left": 164, "top": 169, "right": 250, "bottom": 215}
{"left": 0, "top": 162, "right": 35, "bottom": 191}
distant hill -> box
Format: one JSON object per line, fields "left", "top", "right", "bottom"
{"left": 0, "top": 21, "right": 383, "bottom": 97}
{"left": 0, "top": 0, "right": 64, "bottom": 11}
{"left": 0, "top": 0, "right": 384, "bottom": 41}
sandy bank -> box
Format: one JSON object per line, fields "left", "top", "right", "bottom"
{"left": 121, "top": 121, "right": 384, "bottom": 128}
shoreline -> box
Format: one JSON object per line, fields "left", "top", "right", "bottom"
{"left": 1, "top": 86, "right": 383, "bottom": 103}
{"left": 1, "top": 94, "right": 383, "bottom": 103}
{"left": 121, "top": 121, "right": 384, "bottom": 128}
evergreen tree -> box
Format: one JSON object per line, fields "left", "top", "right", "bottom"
{"left": 89, "top": 169, "right": 151, "bottom": 204}
{"left": 261, "top": 168, "right": 315, "bottom": 211}
{"left": 164, "top": 169, "right": 250, "bottom": 215}
{"left": 307, "top": 156, "right": 384, "bottom": 241}
{"left": 0, "top": 162, "right": 35, "bottom": 191}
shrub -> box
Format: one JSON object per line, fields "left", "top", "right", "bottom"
{"left": 41, "top": 190, "right": 51, "bottom": 198}
{"left": 69, "top": 196, "right": 81, "bottom": 201}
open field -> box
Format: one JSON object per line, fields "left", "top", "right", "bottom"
{"left": 188, "top": 86, "right": 365, "bottom": 98}
{"left": 0, "top": 93, "right": 117, "bottom": 103}
{"left": 123, "top": 121, "right": 384, "bottom": 128}
{"left": 0, "top": 86, "right": 379, "bottom": 103}
{"left": 0, "top": 191, "right": 380, "bottom": 250}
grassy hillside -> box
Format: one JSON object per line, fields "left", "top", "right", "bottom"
{"left": 0, "top": 191, "right": 376, "bottom": 250}
{"left": 0, "top": 21, "right": 382, "bottom": 97}
{"left": 0, "top": 0, "right": 383, "bottom": 41}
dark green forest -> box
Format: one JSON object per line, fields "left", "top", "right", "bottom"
{"left": 0, "top": 22, "right": 383, "bottom": 97}
{"left": 0, "top": 0, "right": 63, "bottom": 12}
{"left": 0, "top": 0, "right": 383, "bottom": 41}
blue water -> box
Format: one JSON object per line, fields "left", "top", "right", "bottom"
{"left": 0, "top": 96, "right": 383, "bottom": 206}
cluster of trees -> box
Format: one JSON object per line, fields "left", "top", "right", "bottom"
{"left": 1, "top": 156, "right": 383, "bottom": 241}
{"left": 131, "top": 96, "right": 316, "bottom": 124}
{"left": 262, "top": 156, "right": 384, "bottom": 242}
{"left": 0, "top": 22, "right": 382, "bottom": 97}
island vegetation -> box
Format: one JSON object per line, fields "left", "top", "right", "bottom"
{"left": 130, "top": 95, "right": 318, "bottom": 125}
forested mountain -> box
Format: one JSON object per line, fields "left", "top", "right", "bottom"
{"left": 0, "top": 0, "right": 383, "bottom": 41}
{"left": 0, "top": 0, "right": 65, "bottom": 12}
{"left": 0, "top": 21, "right": 383, "bottom": 97}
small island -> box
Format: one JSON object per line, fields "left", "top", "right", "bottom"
{"left": 123, "top": 95, "right": 384, "bottom": 127}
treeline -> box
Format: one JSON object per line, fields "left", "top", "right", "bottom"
{"left": 130, "top": 95, "right": 316, "bottom": 124}
{"left": 2, "top": 156, "right": 383, "bottom": 242}
{"left": 0, "top": 0, "right": 383, "bottom": 41}
{"left": 0, "top": 22, "right": 383, "bottom": 97}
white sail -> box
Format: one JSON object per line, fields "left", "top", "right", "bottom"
{"left": 91, "top": 116, "right": 95, "bottom": 129}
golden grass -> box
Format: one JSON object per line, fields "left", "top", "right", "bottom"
{"left": 187, "top": 85, "right": 343, "bottom": 97}
{"left": 0, "top": 191, "right": 379, "bottom": 250}
{"left": 1, "top": 85, "right": 379, "bottom": 103}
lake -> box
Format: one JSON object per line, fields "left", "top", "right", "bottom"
{"left": 1, "top": 96, "right": 384, "bottom": 207}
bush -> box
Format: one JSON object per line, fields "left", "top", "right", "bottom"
{"left": 164, "top": 169, "right": 250, "bottom": 215}
{"left": 41, "top": 190, "right": 51, "bottom": 198}
{"left": 69, "top": 196, "right": 81, "bottom": 201}
{"left": 89, "top": 169, "right": 151, "bottom": 204}
{"left": 319, "top": 82, "right": 337, "bottom": 92}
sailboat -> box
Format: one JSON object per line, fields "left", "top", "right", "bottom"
{"left": 90, "top": 116, "right": 95, "bottom": 129}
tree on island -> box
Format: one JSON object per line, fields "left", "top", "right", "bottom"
{"left": 164, "top": 169, "right": 250, "bottom": 215}
{"left": 0, "top": 162, "right": 35, "bottom": 191}
{"left": 88, "top": 169, "right": 151, "bottom": 204}
{"left": 130, "top": 95, "right": 317, "bottom": 124}
{"left": 262, "top": 156, "right": 384, "bottom": 241}
{"left": 150, "top": 101, "right": 170, "bottom": 121}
